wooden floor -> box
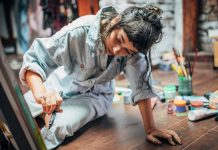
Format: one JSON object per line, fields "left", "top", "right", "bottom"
{"left": 51, "top": 62, "right": 218, "bottom": 150}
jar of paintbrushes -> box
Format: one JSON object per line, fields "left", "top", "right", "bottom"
{"left": 172, "top": 48, "right": 196, "bottom": 96}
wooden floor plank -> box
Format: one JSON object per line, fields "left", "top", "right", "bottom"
{"left": 213, "top": 126, "right": 218, "bottom": 131}
{"left": 168, "top": 117, "right": 217, "bottom": 149}
{"left": 183, "top": 129, "right": 218, "bottom": 150}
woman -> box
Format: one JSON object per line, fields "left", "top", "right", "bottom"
{"left": 19, "top": 5, "right": 181, "bottom": 149}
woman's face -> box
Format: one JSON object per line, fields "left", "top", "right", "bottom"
{"left": 104, "top": 28, "right": 138, "bottom": 56}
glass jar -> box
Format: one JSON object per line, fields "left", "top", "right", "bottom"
{"left": 178, "top": 76, "right": 192, "bottom": 96}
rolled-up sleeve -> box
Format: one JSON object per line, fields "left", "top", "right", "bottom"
{"left": 124, "top": 53, "right": 156, "bottom": 105}
{"left": 19, "top": 26, "right": 84, "bottom": 86}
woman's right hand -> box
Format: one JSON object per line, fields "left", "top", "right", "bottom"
{"left": 34, "top": 90, "right": 63, "bottom": 115}
{"left": 25, "top": 70, "right": 63, "bottom": 114}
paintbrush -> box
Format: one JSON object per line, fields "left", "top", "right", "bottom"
{"left": 173, "top": 48, "right": 188, "bottom": 78}
{"left": 191, "top": 48, "right": 198, "bottom": 76}
{"left": 173, "top": 47, "right": 179, "bottom": 66}
{"left": 188, "top": 57, "right": 192, "bottom": 78}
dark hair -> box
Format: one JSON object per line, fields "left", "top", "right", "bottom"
{"left": 100, "top": 5, "right": 163, "bottom": 89}
{"left": 101, "top": 5, "right": 163, "bottom": 55}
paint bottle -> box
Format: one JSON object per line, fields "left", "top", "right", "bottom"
{"left": 190, "top": 101, "right": 203, "bottom": 110}
{"left": 167, "top": 103, "right": 174, "bottom": 114}
{"left": 164, "top": 85, "right": 176, "bottom": 102}
{"left": 174, "top": 99, "right": 186, "bottom": 113}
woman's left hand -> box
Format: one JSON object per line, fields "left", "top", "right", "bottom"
{"left": 146, "top": 129, "right": 182, "bottom": 145}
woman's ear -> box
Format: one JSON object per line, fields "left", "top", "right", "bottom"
{"left": 110, "top": 15, "right": 121, "bottom": 26}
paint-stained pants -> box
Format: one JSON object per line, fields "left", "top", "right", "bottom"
{"left": 24, "top": 90, "right": 113, "bottom": 150}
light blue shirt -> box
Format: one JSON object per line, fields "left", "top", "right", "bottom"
{"left": 19, "top": 6, "right": 156, "bottom": 105}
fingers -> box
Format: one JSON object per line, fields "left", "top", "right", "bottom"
{"left": 151, "top": 130, "right": 176, "bottom": 146}
{"left": 167, "top": 134, "right": 176, "bottom": 146}
{"left": 47, "top": 93, "right": 56, "bottom": 114}
{"left": 38, "top": 91, "right": 63, "bottom": 114}
{"left": 147, "top": 134, "right": 162, "bottom": 145}
{"left": 54, "top": 92, "right": 63, "bottom": 112}
{"left": 38, "top": 95, "right": 46, "bottom": 112}
{"left": 45, "top": 97, "right": 51, "bottom": 114}
{"left": 147, "top": 129, "right": 182, "bottom": 146}
{"left": 165, "top": 130, "right": 182, "bottom": 145}
{"left": 44, "top": 93, "right": 50, "bottom": 113}
{"left": 48, "top": 104, "right": 56, "bottom": 114}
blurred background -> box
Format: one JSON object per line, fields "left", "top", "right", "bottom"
{"left": 0, "top": 0, "right": 218, "bottom": 71}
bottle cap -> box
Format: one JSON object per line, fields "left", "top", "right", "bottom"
{"left": 191, "top": 101, "right": 203, "bottom": 107}
{"left": 174, "top": 99, "right": 186, "bottom": 106}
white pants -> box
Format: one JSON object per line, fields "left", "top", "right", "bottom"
{"left": 24, "top": 90, "right": 113, "bottom": 149}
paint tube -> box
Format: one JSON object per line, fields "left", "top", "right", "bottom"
{"left": 188, "top": 108, "right": 218, "bottom": 121}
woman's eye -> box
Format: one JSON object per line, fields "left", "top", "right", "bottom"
{"left": 125, "top": 48, "right": 131, "bottom": 54}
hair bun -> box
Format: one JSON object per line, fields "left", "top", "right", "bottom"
{"left": 140, "top": 5, "right": 162, "bottom": 29}
{"left": 144, "top": 5, "right": 163, "bottom": 15}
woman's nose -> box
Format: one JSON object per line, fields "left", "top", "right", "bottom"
{"left": 113, "top": 45, "right": 121, "bottom": 52}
